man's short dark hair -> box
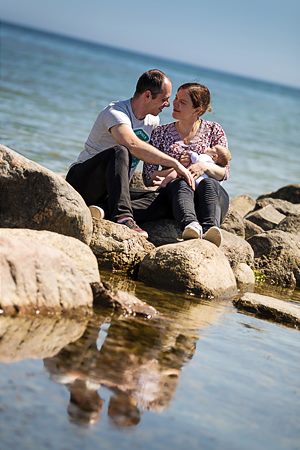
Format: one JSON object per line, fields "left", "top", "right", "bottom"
{"left": 134, "top": 69, "right": 169, "bottom": 99}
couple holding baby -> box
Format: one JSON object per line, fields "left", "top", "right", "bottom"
{"left": 66, "top": 70, "right": 231, "bottom": 247}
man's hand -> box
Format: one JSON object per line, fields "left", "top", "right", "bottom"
{"left": 188, "top": 162, "right": 207, "bottom": 180}
{"left": 174, "top": 161, "right": 195, "bottom": 190}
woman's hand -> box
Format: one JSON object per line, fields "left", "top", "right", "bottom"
{"left": 188, "top": 162, "right": 207, "bottom": 179}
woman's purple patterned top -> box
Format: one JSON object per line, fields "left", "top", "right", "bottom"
{"left": 143, "top": 120, "right": 229, "bottom": 185}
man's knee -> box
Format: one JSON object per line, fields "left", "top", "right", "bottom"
{"left": 112, "top": 145, "right": 131, "bottom": 164}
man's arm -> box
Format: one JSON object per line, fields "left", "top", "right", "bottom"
{"left": 110, "top": 124, "right": 195, "bottom": 188}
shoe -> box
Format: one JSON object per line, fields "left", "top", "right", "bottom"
{"left": 182, "top": 221, "right": 203, "bottom": 240}
{"left": 89, "top": 205, "right": 105, "bottom": 220}
{"left": 203, "top": 226, "right": 222, "bottom": 247}
{"left": 118, "top": 217, "right": 148, "bottom": 238}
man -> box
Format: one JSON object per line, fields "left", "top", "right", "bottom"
{"left": 66, "top": 69, "right": 194, "bottom": 237}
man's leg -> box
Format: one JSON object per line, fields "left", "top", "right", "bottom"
{"left": 131, "top": 189, "right": 172, "bottom": 223}
{"left": 66, "top": 145, "right": 132, "bottom": 221}
{"left": 194, "top": 178, "right": 229, "bottom": 233}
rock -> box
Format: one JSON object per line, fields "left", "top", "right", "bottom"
{"left": 244, "top": 219, "right": 264, "bottom": 240}
{"left": 255, "top": 197, "right": 300, "bottom": 216}
{"left": 0, "top": 228, "right": 100, "bottom": 285}
{"left": 276, "top": 214, "right": 300, "bottom": 235}
{"left": 248, "top": 230, "right": 300, "bottom": 289}
{"left": 221, "top": 229, "right": 254, "bottom": 268}
{"left": 130, "top": 171, "right": 156, "bottom": 190}
{"left": 0, "top": 144, "right": 92, "bottom": 244}
{"left": 233, "top": 263, "right": 255, "bottom": 291}
{"left": 230, "top": 195, "right": 256, "bottom": 217}
{"left": 233, "top": 292, "right": 300, "bottom": 329}
{"left": 246, "top": 205, "right": 286, "bottom": 231}
{"left": 257, "top": 184, "right": 300, "bottom": 204}
{"left": 92, "top": 282, "right": 158, "bottom": 318}
{"left": 0, "top": 316, "right": 88, "bottom": 362}
{"left": 139, "top": 239, "right": 237, "bottom": 298}
{"left": 142, "top": 219, "right": 181, "bottom": 246}
{"left": 221, "top": 208, "right": 245, "bottom": 237}
{"left": 0, "top": 235, "right": 93, "bottom": 315}
{"left": 90, "top": 219, "right": 155, "bottom": 275}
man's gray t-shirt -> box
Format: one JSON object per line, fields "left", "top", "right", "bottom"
{"left": 72, "top": 98, "right": 159, "bottom": 177}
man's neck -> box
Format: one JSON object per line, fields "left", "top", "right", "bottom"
{"left": 130, "top": 97, "right": 147, "bottom": 120}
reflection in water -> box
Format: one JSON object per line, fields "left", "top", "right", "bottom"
{"left": 44, "top": 298, "right": 225, "bottom": 428}
{"left": 0, "top": 316, "right": 88, "bottom": 363}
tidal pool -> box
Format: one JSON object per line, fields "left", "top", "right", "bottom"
{"left": 0, "top": 274, "right": 299, "bottom": 450}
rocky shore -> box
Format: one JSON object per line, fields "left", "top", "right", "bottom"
{"left": 0, "top": 144, "right": 299, "bottom": 328}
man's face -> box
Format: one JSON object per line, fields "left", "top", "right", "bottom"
{"left": 147, "top": 79, "right": 172, "bottom": 116}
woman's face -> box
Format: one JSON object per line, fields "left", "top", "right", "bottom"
{"left": 172, "top": 88, "right": 199, "bottom": 120}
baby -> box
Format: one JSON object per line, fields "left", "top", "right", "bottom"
{"left": 155, "top": 145, "right": 231, "bottom": 188}
{"left": 190, "top": 145, "right": 232, "bottom": 185}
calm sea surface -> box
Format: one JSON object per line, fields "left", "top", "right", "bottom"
{"left": 0, "top": 22, "right": 300, "bottom": 450}
{"left": 1, "top": 22, "right": 300, "bottom": 198}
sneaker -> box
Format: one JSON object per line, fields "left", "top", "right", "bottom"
{"left": 182, "top": 221, "right": 203, "bottom": 240}
{"left": 203, "top": 226, "right": 222, "bottom": 247}
{"left": 118, "top": 217, "right": 148, "bottom": 238}
{"left": 89, "top": 205, "right": 105, "bottom": 220}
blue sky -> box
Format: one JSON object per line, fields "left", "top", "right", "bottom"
{"left": 1, "top": 0, "right": 299, "bottom": 88}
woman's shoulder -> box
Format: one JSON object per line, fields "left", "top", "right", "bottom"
{"left": 155, "top": 122, "right": 176, "bottom": 132}
{"left": 201, "top": 119, "right": 224, "bottom": 130}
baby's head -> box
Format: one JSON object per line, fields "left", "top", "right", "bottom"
{"left": 206, "top": 145, "right": 232, "bottom": 167}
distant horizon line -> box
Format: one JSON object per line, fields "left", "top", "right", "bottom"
{"left": 2, "top": 19, "right": 300, "bottom": 92}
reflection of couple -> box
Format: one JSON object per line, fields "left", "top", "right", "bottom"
{"left": 66, "top": 70, "right": 230, "bottom": 247}
{"left": 44, "top": 308, "right": 200, "bottom": 427}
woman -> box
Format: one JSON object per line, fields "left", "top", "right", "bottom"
{"left": 132, "top": 83, "right": 230, "bottom": 247}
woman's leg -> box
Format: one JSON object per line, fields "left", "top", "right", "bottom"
{"left": 165, "top": 178, "right": 198, "bottom": 230}
{"left": 194, "top": 178, "right": 229, "bottom": 233}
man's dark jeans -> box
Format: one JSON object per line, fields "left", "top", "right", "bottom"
{"left": 66, "top": 145, "right": 133, "bottom": 221}
{"left": 132, "top": 177, "right": 229, "bottom": 232}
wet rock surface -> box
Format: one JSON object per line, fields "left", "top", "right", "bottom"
{"left": 233, "top": 292, "right": 300, "bottom": 328}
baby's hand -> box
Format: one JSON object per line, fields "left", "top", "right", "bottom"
{"left": 179, "top": 151, "right": 191, "bottom": 168}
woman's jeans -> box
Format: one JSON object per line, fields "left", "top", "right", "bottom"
{"left": 66, "top": 145, "right": 133, "bottom": 221}
{"left": 132, "top": 177, "right": 229, "bottom": 233}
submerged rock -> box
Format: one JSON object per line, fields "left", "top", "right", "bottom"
{"left": 139, "top": 239, "right": 237, "bottom": 298}
{"left": 0, "top": 144, "right": 92, "bottom": 244}
{"left": 0, "top": 235, "right": 93, "bottom": 315}
{"left": 233, "top": 292, "right": 300, "bottom": 329}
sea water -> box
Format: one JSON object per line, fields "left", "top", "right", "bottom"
{"left": 0, "top": 22, "right": 300, "bottom": 450}
{"left": 1, "top": 22, "right": 300, "bottom": 199}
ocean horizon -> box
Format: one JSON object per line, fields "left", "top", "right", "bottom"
{"left": 1, "top": 21, "right": 300, "bottom": 199}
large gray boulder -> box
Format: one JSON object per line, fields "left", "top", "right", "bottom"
{"left": 233, "top": 292, "right": 300, "bottom": 329}
{"left": 248, "top": 230, "right": 300, "bottom": 289}
{"left": 276, "top": 214, "right": 300, "bottom": 235}
{"left": 0, "top": 144, "right": 92, "bottom": 244}
{"left": 257, "top": 184, "right": 300, "bottom": 204}
{"left": 139, "top": 239, "right": 237, "bottom": 298}
{"left": 244, "top": 219, "right": 264, "bottom": 240}
{"left": 0, "top": 228, "right": 100, "bottom": 285}
{"left": 0, "top": 235, "right": 93, "bottom": 315}
{"left": 90, "top": 218, "right": 154, "bottom": 275}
